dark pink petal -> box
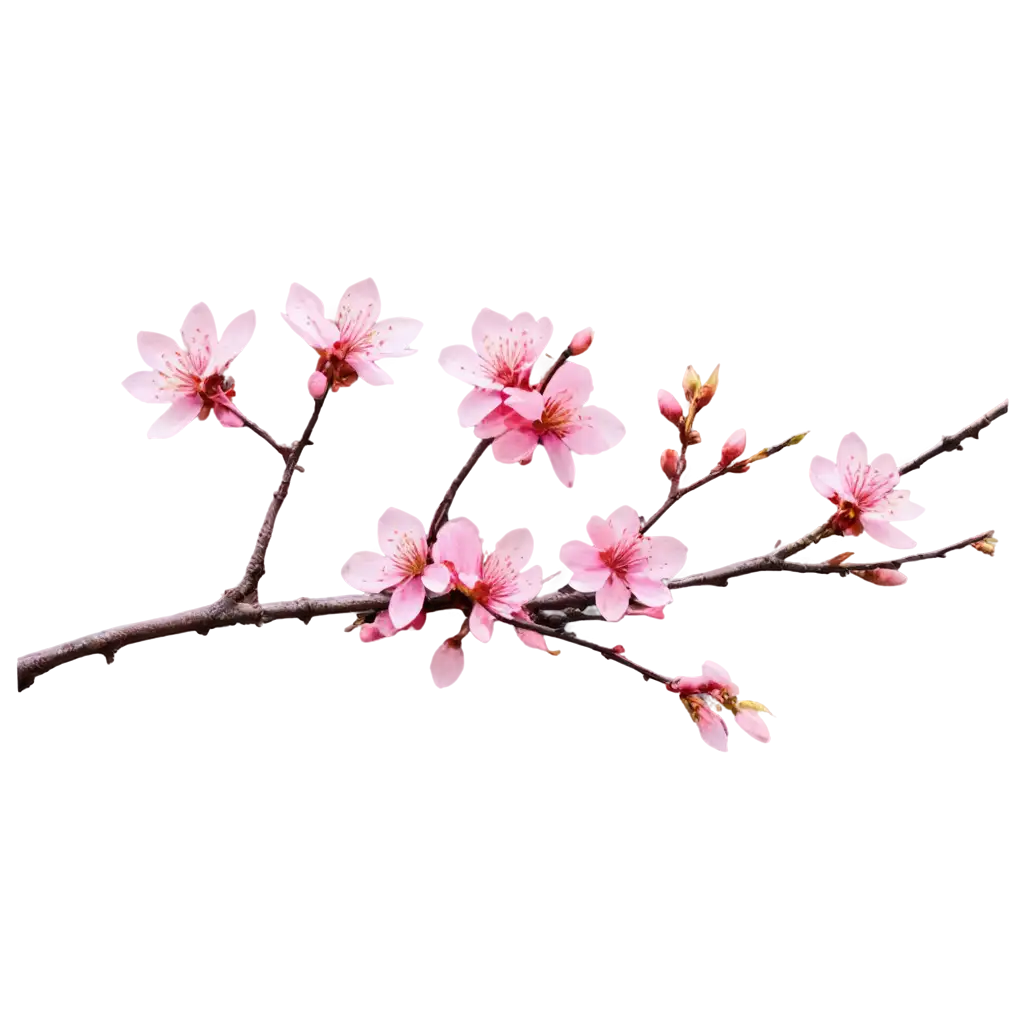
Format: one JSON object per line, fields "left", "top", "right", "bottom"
{"left": 625, "top": 605, "right": 665, "bottom": 619}
{"left": 696, "top": 707, "right": 729, "bottom": 752}
{"left": 809, "top": 456, "right": 840, "bottom": 498}
{"left": 137, "top": 331, "right": 177, "bottom": 371}
{"left": 214, "top": 403, "right": 244, "bottom": 427}
{"left": 430, "top": 641, "right": 465, "bottom": 688}
{"left": 372, "top": 317, "right": 421, "bottom": 355}
{"left": 668, "top": 675, "right": 703, "bottom": 694}
{"left": 853, "top": 568, "right": 908, "bottom": 586}
{"left": 647, "top": 535, "right": 688, "bottom": 578}
{"left": 215, "top": 309, "right": 255, "bottom": 368}
{"left": 734, "top": 708, "right": 770, "bottom": 743}
{"left": 658, "top": 389, "right": 683, "bottom": 423}
{"left": 586, "top": 515, "right": 616, "bottom": 549}
{"left": 494, "top": 528, "right": 534, "bottom": 570}
{"left": 283, "top": 283, "right": 337, "bottom": 348}
{"left": 862, "top": 518, "right": 916, "bottom": 549}
{"left": 341, "top": 551, "right": 390, "bottom": 593}
{"left": 336, "top": 278, "right": 380, "bottom": 330}
{"left": 474, "top": 405, "right": 524, "bottom": 439}
{"left": 147, "top": 396, "right": 203, "bottom": 439}
{"left": 378, "top": 507, "right": 427, "bottom": 553}
{"left": 564, "top": 405, "right": 626, "bottom": 454}
{"left": 439, "top": 345, "right": 492, "bottom": 387}
{"left": 836, "top": 432, "right": 868, "bottom": 469}
{"left": 607, "top": 505, "right": 641, "bottom": 538}
{"left": 123, "top": 371, "right": 169, "bottom": 403}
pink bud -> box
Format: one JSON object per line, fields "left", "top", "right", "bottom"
{"left": 719, "top": 428, "right": 747, "bottom": 467}
{"left": 430, "top": 638, "right": 465, "bottom": 688}
{"left": 658, "top": 389, "right": 683, "bottom": 424}
{"left": 852, "top": 568, "right": 908, "bottom": 586}
{"left": 660, "top": 448, "right": 679, "bottom": 479}
{"left": 569, "top": 328, "right": 593, "bottom": 355}
{"left": 612, "top": 644, "right": 625, "bottom": 654}
{"left": 307, "top": 370, "right": 327, "bottom": 397}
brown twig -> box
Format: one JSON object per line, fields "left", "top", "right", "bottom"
{"left": 774, "top": 532, "right": 991, "bottom": 573}
{"left": 235, "top": 410, "right": 292, "bottom": 462}
{"left": 898, "top": 400, "right": 1007, "bottom": 476}
{"left": 641, "top": 432, "right": 807, "bottom": 534}
{"left": 225, "top": 395, "right": 326, "bottom": 603}
{"left": 485, "top": 608, "right": 676, "bottom": 685}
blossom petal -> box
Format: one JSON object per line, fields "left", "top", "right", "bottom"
{"left": 378, "top": 507, "right": 426, "bottom": 554}
{"left": 431, "top": 641, "right": 464, "bottom": 688}
{"left": 422, "top": 563, "right": 452, "bottom": 593}
{"left": 493, "top": 427, "right": 539, "bottom": 464}
{"left": 862, "top": 519, "right": 916, "bottom": 549}
{"left": 837, "top": 432, "right": 868, "bottom": 469}
{"left": 544, "top": 360, "right": 598, "bottom": 399}
{"left": 147, "top": 396, "right": 203, "bottom": 438}
{"left": 123, "top": 371, "right": 170, "bottom": 403}
{"left": 336, "top": 278, "right": 380, "bottom": 332}
{"left": 457, "top": 388, "right": 503, "bottom": 427}
{"left": 607, "top": 506, "right": 641, "bottom": 538}
{"left": 372, "top": 317, "right": 421, "bottom": 356}
{"left": 341, "top": 551, "right": 389, "bottom": 593}
{"left": 625, "top": 573, "right": 671, "bottom": 608}
{"left": 389, "top": 577, "right": 426, "bottom": 629}
{"left": 137, "top": 331, "right": 177, "bottom": 371}
{"left": 505, "top": 388, "right": 545, "bottom": 421}
{"left": 514, "top": 614, "right": 551, "bottom": 651}
{"left": 734, "top": 708, "right": 770, "bottom": 743}
{"left": 596, "top": 575, "right": 631, "bottom": 622}
{"left": 702, "top": 661, "right": 733, "bottom": 686}
{"left": 542, "top": 435, "right": 575, "bottom": 486}
{"left": 215, "top": 309, "right": 255, "bottom": 368}
{"left": 810, "top": 456, "right": 840, "bottom": 498}
{"left": 470, "top": 603, "right": 495, "bottom": 643}
{"left": 696, "top": 707, "right": 729, "bottom": 752}
{"left": 568, "top": 569, "right": 612, "bottom": 592}
{"left": 586, "top": 516, "right": 616, "bottom": 549}
{"left": 508, "top": 312, "right": 553, "bottom": 363}
{"left": 180, "top": 302, "right": 217, "bottom": 359}
{"left": 870, "top": 452, "right": 899, "bottom": 480}
{"left": 560, "top": 539, "right": 604, "bottom": 574}
{"left": 561, "top": 423, "right": 606, "bottom": 456}
{"left": 474, "top": 406, "right": 519, "bottom": 439}
{"left": 888, "top": 492, "right": 925, "bottom": 521}
{"left": 470, "top": 308, "right": 512, "bottom": 356}
{"left": 647, "top": 532, "right": 688, "bottom": 581}
{"left": 494, "top": 528, "right": 534, "bottom": 570}
{"left": 214, "top": 402, "right": 244, "bottom": 427}
{"left": 348, "top": 354, "right": 393, "bottom": 386}
{"left": 439, "top": 345, "right": 492, "bottom": 387}
{"left": 432, "top": 518, "right": 483, "bottom": 578}
{"left": 513, "top": 565, "right": 543, "bottom": 604}
{"left": 283, "top": 283, "right": 337, "bottom": 348}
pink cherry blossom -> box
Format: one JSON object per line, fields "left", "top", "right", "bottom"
{"left": 692, "top": 655, "right": 770, "bottom": 745}
{"left": 489, "top": 363, "right": 625, "bottom": 487}
{"left": 669, "top": 661, "right": 771, "bottom": 748}
{"left": 432, "top": 518, "right": 544, "bottom": 645}
{"left": 123, "top": 303, "right": 255, "bottom": 438}
{"left": 719, "top": 428, "right": 746, "bottom": 467}
{"left": 439, "top": 309, "right": 553, "bottom": 427}
{"left": 810, "top": 433, "right": 924, "bottom": 548}
{"left": 282, "top": 278, "right": 421, "bottom": 390}
{"left": 560, "top": 506, "right": 687, "bottom": 622}
{"left": 342, "top": 508, "right": 451, "bottom": 629}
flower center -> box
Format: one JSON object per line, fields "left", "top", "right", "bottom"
{"left": 536, "top": 393, "right": 579, "bottom": 437}
{"left": 309, "top": 305, "right": 385, "bottom": 389}
{"left": 599, "top": 535, "right": 648, "bottom": 578}
{"left": 390, "top": 533, "right": 426, "bottom": 578}
{"left": 480, "top": 337, "right": 532, "bottom": 388}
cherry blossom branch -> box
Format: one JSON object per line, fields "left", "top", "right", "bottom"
{"left": 426, "top": 337, "right": 592, "bottom": 544}
{"left": 15, "top": 401, "right": 1005, "bottom": 691}
{"left": 641, "top": 431, "right": 807, "bottom": 534}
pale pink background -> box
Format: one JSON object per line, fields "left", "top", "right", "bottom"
{"left": 2, "top": 9, "right": 1024, "bottom": 1024}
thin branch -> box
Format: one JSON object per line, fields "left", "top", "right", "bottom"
{"left": 898, "top": 400, "right": 1007, "bottom": 476}
{"left": 485, "top": 608, "right": 676, "bottom": 686}
{"left": 16, "top": 591, "right": 453, "bottom": 692}
{"left": 641, "top": 431, "right": 807, "bottom": 534}
{"left": 427, "top": 345, "right": 585, "bottom": 545}
{"left": 774, "top": 532, "right": 991, "bottom": 573}
{"left": 235, "top": 410, "right": 292, "bottom": 462}
{"left": 225, "top": 395, "right": 326, "bottom": 602}
{"left": 426, "top": 438, "right": 493, "bottom": 545}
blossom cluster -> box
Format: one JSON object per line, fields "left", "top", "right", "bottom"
{"left": 121, "top": 277, "right": 931, "bottom": 751}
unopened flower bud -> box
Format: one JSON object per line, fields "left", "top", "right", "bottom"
{"left": 660, "top": 448, "right": 679, "bottom": 479}
{"left": 972, "top": 535, "right": 997, "bottom": 556}
{"left": 612, "top": 644, "right": 625, "bottom": 655}
{"left": 569, "top": 328, "right": 593, "bottom": 355}
{"left": 308, "top": 370, "right": 328, "bottom": 399}
{"left": 852, "top": 568, "right": 908, "bottom": 586}
{"left": 679, "top": 366, "right": 720, "bottom": 409}
{"left": 718, "top": 428, "right": 746, "bottom": 467}
{"left": 658, "top": 389, "right": 683, "bottom": 424}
